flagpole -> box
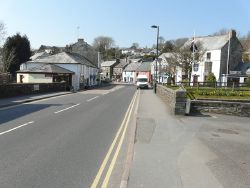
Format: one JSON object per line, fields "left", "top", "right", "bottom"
{"left": 226, "top": 31, "right": 231, "bottom": 81}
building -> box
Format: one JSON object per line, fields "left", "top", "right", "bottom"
{"left": 66, "top": 38, "right": 98, "bottom": 67}
{"left": 183, "top": 30, "right": 243, "bottom": 84}
{"left": 113, "top": 59, "right": 129, "bottom": 81}
{"left": 122, "top": 61, "right": 142, "bottom": 83}
{"left": 19, "top": 52, "right": 98, "bottom": 91}
{"left": 136, "top": 61, "right": 153, "bottom": 83}
{"left": 17, "top": 64, "right": 74, "bottom": 89}
{"left": 101, "top": 60, "right": 119, "bottom": 80}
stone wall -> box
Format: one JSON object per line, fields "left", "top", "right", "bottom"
{"left": 0, "top": 82, "right": 66, "bottom": 98}
{"left": 191, "top": 100, "right": 250, "bottom": 117}
{"left": 157, "top": 85, "right": 187, "bottom": 115}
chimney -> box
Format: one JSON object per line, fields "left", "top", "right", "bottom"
{"left": 230, "top": 30, "right": 236, "bottom": 38}
{"left": 78, "top": 38, "right": 84, "bottom": 43}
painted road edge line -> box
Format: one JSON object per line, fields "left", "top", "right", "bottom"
{"left": 101, "top": 90, "right": 137, "bottom": 188}
{"left": 0, "top": 121, "right": 34, "bottom": 136}
{"left": 91, "top": 91, "right": 138, "bottom": 188}
{"left": 54, "top": 103, "right": 80, "bottom": 114}
{"left": 87, "top": 96, "right": 99, "bottom": 102}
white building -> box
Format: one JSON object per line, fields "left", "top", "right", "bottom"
{"left": 19, "top": 52, "right": 99, "bottom": 91}
{"left": 183, "top": 30, "right": 243, "bottom": 84}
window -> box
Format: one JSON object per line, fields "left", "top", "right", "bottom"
{"left": 206, "top": 52, "right": 211, "bottom": 60}
{"left": 193, "top": 63, "right": 199, "bottom": 72}
{"left": 204, "top": 61, "right": 212, "bottom": 73}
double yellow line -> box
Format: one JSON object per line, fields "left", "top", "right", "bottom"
{"left": 91, "top": 90, "right": 138, "bottom": 188}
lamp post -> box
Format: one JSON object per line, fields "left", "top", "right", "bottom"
{"left": 151, "top": 25, "right": 159, "bottom": 93}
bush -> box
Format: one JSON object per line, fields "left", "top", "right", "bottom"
{"left": 246, "top": 76, "right": 250, "bottom": 87}
{"left": 205, "top": 73, "right": 216, "bottom": 87}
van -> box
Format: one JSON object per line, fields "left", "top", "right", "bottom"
{"left": 136, "top": 75, "right": 149, "bottom": 89}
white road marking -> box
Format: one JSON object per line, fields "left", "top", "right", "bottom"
{"left": 54, "top": 103, "right": 80, "bottom": 114}
{"left": 102, "top": 92, "right": 109, "bottom": 95}
{"left": 212, "top": 116, "right": 217, "bottom": 119}
{"left": 87, "top": 96, "right": 99, "bottom": 102}
{"left": 0, "top": 121, "right": 34, "bottom": 136}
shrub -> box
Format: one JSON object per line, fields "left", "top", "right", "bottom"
{"left": 205, "top": 73, "right": 216, "bottom": 87}
{"left": 246, "top": 76, "right": 250, "bottom": 87}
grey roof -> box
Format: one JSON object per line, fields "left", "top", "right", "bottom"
{"left": 30, "top": 51, "right": 50, "bottom": 60}
{"left": 124, "top": 62, "right": 142, "bottom": 72}
{"left": 184, "top": 34, "right": 230, "bottom": 51}
{"left": 17, "top": 64, "right": 74, "bottom": 74}
{"left": 136, "top": 61, "right": 152, "bottom": 72}
{"left": 27, "top": 52, "right": 97, "bottom": 68}
{"left": 235, "top": 62, "right": 250, "bottom": 75}
{"left": 114, "top": 59, "right": 129, "bottom": 68}
{"left": 101, "top": 60, "right": 116, "bottom": 67}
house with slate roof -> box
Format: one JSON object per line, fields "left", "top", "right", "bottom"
{"left": 136, "top": 61, "right": 153, "bottom": 83}
{"left": 19, "top": 52, "right": 98, "bottom": 91}
{"left": 122, "top": 61, "right": 142, "bottom": 83}
{"left": 113, "top": 59, "right": 129, "bottom": 81}
{"left": 183, "top": 30, "right": 243, "bottom": 84}
{"left": 100, "top": 60, "right": 120, "bottom": 80}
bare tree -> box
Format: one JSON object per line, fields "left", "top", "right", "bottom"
{"left": 213, "top": 28, "right": 230, "bottom": 36}
{"left": 0, "top": 21, "right": 6, "bottom": 44}
{"left": 165, "top": 41, "right": 205, "bottom": 83}
{"left": 131, "top": 42, "right": 139, "bottom": 49}
{"left": 92, "top": 36, "right": 115, "bottom": 52}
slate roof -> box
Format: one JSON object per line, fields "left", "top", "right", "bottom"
{"left": 27, "top": 52, "right": 97, "bottom": 68}
{"left": 124, "top": 62, "right": 142, "bottom": 72}
{"left": 30, "top": 51, "right": 50, "bottom": 60}
{"left": 101, "top": 60, "right": 116, "bottom": 67}
{"left": 136, "top": 61, "right": 152, "bottom": 72}
{"left": 184, "top": 34, "right": 230, "bottom": 51}
{"left": 235, "top": 62, "right": 250, "bottom": 75}
{"left": 114, "top": 59, "right": 129, "bottom": 68}
{"left": 17, "top": 64, "right": 74, "bottom": 74}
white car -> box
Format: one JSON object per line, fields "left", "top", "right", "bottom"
{"left": 136, "top": 75, "right": 149, "bottom": 89}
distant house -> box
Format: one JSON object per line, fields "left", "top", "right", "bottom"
{"left": 123, "top": 61, "right": 142, "bottom": 83}
{"left": 151, "top": 53, "right": 183, "bottom": 84}
{"left": 101, "top": 60, "right": 119, "bottom": 80}
{"left": 19, "top": 52, "right": 98, "bottom": 91}
{"left": 183, "top": 30, "right": 243, "bottom": 84}
{"left": 113, "top": 59, "right": 129, "bottom": 81}
{"left": 136, "top": 61, "right": 153, "bottom": 83}
{"left": 66, "top": 38, "right": 98, "bottom": 67}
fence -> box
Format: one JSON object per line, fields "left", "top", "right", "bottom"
{"left": 172, "top": 81, "right": 249, "bottom": 90}
{"left": 0, "top": 82, "right": 66, "bottom": 98}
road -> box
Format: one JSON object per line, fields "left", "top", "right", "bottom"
{"left": 0, "top": 85, "right": 136, "bottom": 188}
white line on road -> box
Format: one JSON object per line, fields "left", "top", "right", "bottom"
{"left": 0, "top": 121, "right": 34, "bottom": 136}
{"left": 54, "top": 103, "right": 80, "bottom": 114}
{"left": 87, "top": 96, "right": 99, "bottom": 102}
{"left": 102, "top": 92, "right": 109, "bottom": 95}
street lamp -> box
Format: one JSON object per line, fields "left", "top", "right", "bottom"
{"left": 151, "top": 25, "right": 159, "bottom": 93}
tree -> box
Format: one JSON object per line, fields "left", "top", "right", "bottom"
{"left": 0, "top": 21, "right": 6, "bottom": 45}
{"left": 2, "top": 33, "right": 31, "bottom": 75}
{"left": 166, "top": 41, "right": 205, "bottom": 83}
{"left": 213, "top": 28, "right": 230, "bottom": 36}
{"left": 131, "top": 42, "right": 139, "bottom": 49}
{"left": 92, "top": 36, "right": 115, "bottom": 53}
{"left": 161, "top": 40, "right": 175, "bottom": 53}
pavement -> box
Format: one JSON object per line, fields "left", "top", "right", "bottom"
{"left": 0, "top": 91, "right": 73, "bottom": 108}
{"left": 127, "top": 89, "right": 250, "bottom": 188}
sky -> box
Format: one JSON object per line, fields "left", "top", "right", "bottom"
{"left": 0, "top": 0, "right": 250, "bottom": 49}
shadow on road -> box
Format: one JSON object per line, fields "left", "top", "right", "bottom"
{"left": 0, "top": 103, "right": 63, "bottom": 125}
